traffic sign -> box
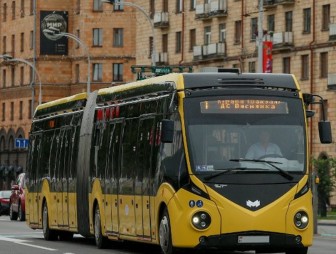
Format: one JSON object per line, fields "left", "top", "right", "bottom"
{"left": 15, "top": 138, "right": 29, "bottom": 149}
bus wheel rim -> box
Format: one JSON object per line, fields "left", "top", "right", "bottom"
{"left": 159, "top": 215, "right": 170, "bottom": 253}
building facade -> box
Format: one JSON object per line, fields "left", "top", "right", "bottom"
{"left": 0, "top": 0, "right": 136, "bottom": 189}
{"left": 135, "top": 0, "right": 336, "bottom": 205}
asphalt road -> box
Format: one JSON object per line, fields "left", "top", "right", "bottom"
{"left": 0, "top": 215, "right": 335, "bottom": 254}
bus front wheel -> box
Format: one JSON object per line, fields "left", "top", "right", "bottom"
{"left": 159, "top": 208, "right": 174, "bottom": 254}
{"left": 94, "top": 205, "right": 108, "bottom": 249}
{"left": 42, "top": 202, "right": 57, "bottom": 241}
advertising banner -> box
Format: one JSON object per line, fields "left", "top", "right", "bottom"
{"left": 263, "top": 41, "right": 273, "bottom": 73}
{"left": 40, "top": 11, "right": 68, "bottom": 55}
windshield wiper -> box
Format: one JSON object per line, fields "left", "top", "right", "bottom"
{"left": 230, "top": 159, "right": 294, "bottom": 181}
{"left": 203, "top": 167, "right": 247, "bottom": 181}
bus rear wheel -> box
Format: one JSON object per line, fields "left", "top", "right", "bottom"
{"left": 42, "top": 202, "right": 57, "bottom": 241}
{"left": 159, "top": 208, "right": 174, "bottom": 254}
{"left": 286, "top": 247, "right": 308, "bottom": 254}
{"left": 94, "top": 205, "right": 108, "bottom": 249}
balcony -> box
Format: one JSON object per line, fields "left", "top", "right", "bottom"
{"left": 154, "top": 52, "right": 168, "bottom": 65}
{"left": 193, "top": 42, "right": 226, "bottom": 62}
{"left": 327, "top": 74, "right": 336, "bottom": 89}
{"left": 275, "top": 0, "right": 295, "bottom": 5}
{"left": 329, "top": 23, "right": 336, "bottom": 41}
{"left": 271, "top": 32, "right": 294, "bottom": 51}
{"left": 196, "top": 0, "right": 227, "bottom": 20}
{"left": 263, "top": 0, "right": 277, "bottom": 9}
{"left": 154, "top": 12, "right": 169, "bottom": 28}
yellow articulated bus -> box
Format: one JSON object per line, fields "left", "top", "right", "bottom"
{"left": 26, "top": 70, "right": 332, "bottom": 254}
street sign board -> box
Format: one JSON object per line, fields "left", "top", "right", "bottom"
{"left": 15, "top": 138, "right": 29, "bottom": 149}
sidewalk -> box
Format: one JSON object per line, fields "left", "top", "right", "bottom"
{"left": 316, "top": 219, "right": 336, "bottom": 239}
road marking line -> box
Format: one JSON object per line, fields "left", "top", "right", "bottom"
{"left": 0, "top": 236, "right": 57, "bottom": 251}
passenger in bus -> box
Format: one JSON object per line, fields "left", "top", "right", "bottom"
{"left": 245, "top": 130, "right": 282, "bottom": 160}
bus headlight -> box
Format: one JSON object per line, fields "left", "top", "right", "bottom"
{"left": 294, "top": 211, "right": 309, "bottom": 229}
{"left": 191, "top": 211, "right": 211, "bottom": 230}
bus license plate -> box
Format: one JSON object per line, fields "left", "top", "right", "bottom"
{"left": 238, "top": 235, "right": 270, "bottom": 243}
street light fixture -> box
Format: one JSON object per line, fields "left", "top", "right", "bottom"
{"left": 0, "top": 54, "right": 42, "bottom": 106}
{"left": 43, "top": 28, "right": 91, "bottom": 94}
{"left": 102, "top": 0, "right": 156, "bottom": 67}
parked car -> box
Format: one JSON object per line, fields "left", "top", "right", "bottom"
{"left": 9, "top": 173, "right": 25, "bottom": 221}
{"left": 0, "top": 190, "right": 11, "bottom": 215}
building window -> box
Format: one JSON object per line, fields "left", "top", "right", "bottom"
{"left": 322, "top": 5, "right": 330, "bottom": 31}
{"left": 113, "top": 28, "right": 123, "bottom": 47}
{"left": 150, "top": 0, "right": 155, "bottom": 18}
{"left": 113, "top": 0, "right": 124, "bottom": 11}
{"left": 10, "top": 102, "right": 14, "bottom": 121}
{"left": 2, "top": 69, "right": 6, "bottom": 88}
{"left": 93, "top": 63, "right": 103, "bottom": 81}
{"left": 20, "top": 0, "right": 25, "bottom": 17}
{"left": 285, "top": 11, "right": 292, "bottom": 32}
{"left": 283, "top": 57, "right": 290, "bottom": 73}
{"left": 190, "top": 0, "right": 196, "bottom": 10}
{"left": 11, "top": 1, "right": 15, "bottom": 20}
{"left": 75, "top": 64, "right": 80, "bottom": 83}
{"left": 251, "top": 18, "right": 258, "bottom": 40}
{"left": 20, "top": 66, "right": 24, "bottom": 85}
{"left": 189, "top": 29, "right": 196, "bottom": 51}
{"left": 204, "top": 26, "right": 211, "bottom": 45}
{"left": 320, "top": 52, "right": 328, "bottom": 78}
{"left": 93, "top": 28, "right": 103, "bottom": 46}
{"left": 3, "top": 3, "right": 7, "bottom": 22}
{"left": 219, "top": 23, "right": 226, "bottom": 42}
{"left": 301, "top": 55, "right": 309, "bottom": 80}
{"left": 163, "top": 0, "right": 168, "bottom": 12}
{"left": 75, "top": 29, "right": 80, "bottom": 48}
{"left": 19, "top": 101, "right": 23, "bottom": 120}
{"left": 303, "top": 8, "right": 311, "bottom": 34}
{"left": 2, "top": 103, "right": 5, "bottom": 121}
{"left": 28, "top": 100, "right": 32, "bottom": 119}
{"left": 176, "top": 0, "right": 183, "bottom": 13}
{"left": 149, "top": 36, "right": 153, "bottom": 58}
{"left": 2, "top": 36, "right": 6, "bottom": 54}
{"left": 30, "top": 30, "right": 33, "bottom": 50}
{"left": 248, "top": 61, "right": 256, "bottom": 73}
{"left": 11, "top": 66, "right": 15, "bottom": 86}
{"left": 93, "top": 0, "right": 103, "bottom": 11}
{"left": 11, "top": 34, "right": 15, "bottom": 55}
{"left": 235, "top": 20, "right": 242, "bottom": 44}
{"left": 20, "top": 33, "right": 24, "bottom": 52}
{"left": 162, "top": 34, "right": 168, "bottom": 53}
{"left": 267, "top": 14, "right": 275, "bottom": 32}
{"left": 30, "top": 0, "right": 33, "bottom": 15}
{"left": 113, "top": 63, "right": 123, "bottom": 82}
{"left": 176, "top": 31, "right": 182, "bottom": 53}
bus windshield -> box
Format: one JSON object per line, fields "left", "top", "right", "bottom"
{"left": 184, "top": 95, "right": 306, "bottom": 178}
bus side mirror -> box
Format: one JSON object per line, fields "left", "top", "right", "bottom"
{"left": 318, "top": 121, "right": 332, "bottom": 144}
{"left": 161, "top": 119, "right": 174, "bottom": 143}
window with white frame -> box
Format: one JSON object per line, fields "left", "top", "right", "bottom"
{"left": 93, "top": 63, "right": 103, "bottom": 81}
{"left": 93, "top": 28, "right": 103, "bottom": 46}
{"left": 204, "top": 26, "right": 211, "bottom": 45}
{"left": 219, "top": 23, "right": 226, "bottom": 42}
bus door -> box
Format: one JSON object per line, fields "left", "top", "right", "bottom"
{"left": 134, "top": 117, "right": 155, "bottom": 237}
{"left": 27, "top": 133, "right": 42, "bottom": 225}
{"left": 118, "top": 119, "right": 136, "bottom": 236}
{"left": 56, "top": 128, "right": 70, "bottom": 227}
{"left": 104, "top": 121, "right": 122, "bottom": 234}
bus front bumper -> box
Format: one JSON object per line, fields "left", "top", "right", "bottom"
{"left": 196, "top": 231, "right": 307, "bottom": 252}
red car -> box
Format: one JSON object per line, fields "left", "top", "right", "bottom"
{"left": 9, "top": 173, "right": 26, "bottom": 221}
{"left": 0, "top": 190, "right": 11, "bottom": 215}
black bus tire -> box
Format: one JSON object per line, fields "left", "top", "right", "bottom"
{"left": 159, "top": 208, "right": 174, "bottom": 254}
{"left": 94, "top": 205, "right": 108, "bottom": 249}
{"left": 42, "top": 202, "right": 57, "bottom": 240}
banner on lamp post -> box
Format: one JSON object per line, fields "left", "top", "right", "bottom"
{"left": 263, "top": 41, "right": 273, "bottom": 73}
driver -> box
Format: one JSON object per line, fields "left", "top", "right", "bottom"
{"left": 245, "top": 130, "right": 282, "bottom": 160}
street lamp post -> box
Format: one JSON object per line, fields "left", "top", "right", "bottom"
{"left": 43, "top": 29, "right": 91, "bottom": 94}
{"left": 0, "top": 54, "right": 42, "bottom": 107}
{"left": 102, "top": 0, "right": 156, "bottom": 67}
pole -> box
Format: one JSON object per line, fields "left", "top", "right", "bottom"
{"left": 257, "top": 0, "right": 264, "bottom": 73}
